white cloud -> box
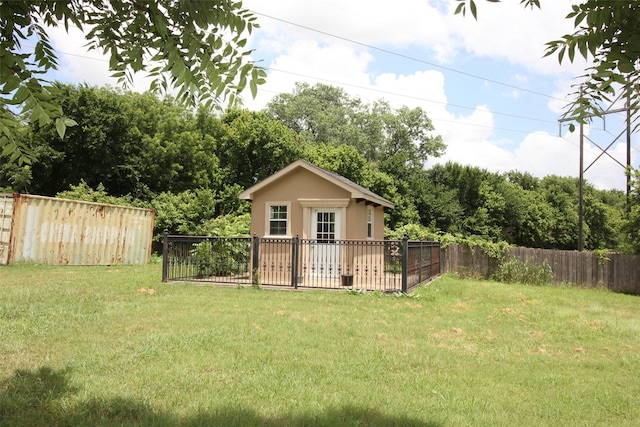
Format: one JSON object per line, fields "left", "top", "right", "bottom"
{"left": 245, "top": 0, "right": 455, "bottom": 58}
{"left": 48, "top": 25, "right": 153, "bottom": 92}
{"left": 444, "top": 0, "right": 589, "bottom": 76}
{"left": 40, "top": 0, "right": 634, "bottom": 190}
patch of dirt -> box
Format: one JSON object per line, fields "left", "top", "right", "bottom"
{"left": 453, "top": 301, "right": 468, "bottom": 310}
{"left": 434, "top": 327, "right": 464, "bottom": 339}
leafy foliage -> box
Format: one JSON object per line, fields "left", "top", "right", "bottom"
{"left": 266, "top": 82, "right": 446, "bottom": 168}
{"left": 454, "top": 0, "right": 540, "bottom": 19}
{"left": 621, "top": 168, "right": 640, "bottom": 254}
{"left": 2, "top": 84, "right": 632, "bottom": 254}
{"left": 191, "top": 240, "right": 216, "bottom": 278}
{"left": 495, "top": 257, "right": 554, "bottom": 286}
{"left": 190, "top": 238, "right": 248, "bottom": 277}
{"left": 56, "top": 180, "right": 137, "bottom": 206}
{"left": 1, "top": 0, "right": 266, "bottom": 165}
{"left": 385, "top": 223, "right": 509, "bottom": 260}
{"left": 150, "top": 189, "right": 218, "bottom": 238}
{"left": 267, "top": 82, "right": 445, "bottom": 229}
{"left": 214, "top": 109, "right": 304, "bottom": 189}
{"left": 545, "top": 2, "right": 640, "bottom": 128}
{"left": 455, "top": 1, "right": 640, "bottom": 128}
{"left": 195, "top": 214, "right": 251, "bottom": 238}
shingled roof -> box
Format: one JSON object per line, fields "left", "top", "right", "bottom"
{"left": 238, "top": 159, "right": 395, "bottom": 209}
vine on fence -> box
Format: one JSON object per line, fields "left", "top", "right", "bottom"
{"left": 385, "top": 224, "right": 509, "bottom": 260}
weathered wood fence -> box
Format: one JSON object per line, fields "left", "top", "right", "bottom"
{"left": 442, "top": 243, "right": 640, "bottom": 295}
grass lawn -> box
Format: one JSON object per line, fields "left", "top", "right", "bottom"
{"left": 1, "top": 263, "right": 639, "bottom": 426}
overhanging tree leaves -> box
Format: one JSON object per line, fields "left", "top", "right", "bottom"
{"left": 546, "top": 1, "right": 640, "bottom": 128}
{"left": 0, "top": 0, "right": 266, "bottom": 165}
{"left": 454, "top": 0, "right": 640, "bottom": 127}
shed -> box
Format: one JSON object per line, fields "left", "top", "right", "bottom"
{"left": 239, "top": 160, "right": 395, "bottom": 285}
{"left": 239, "top": 159, "right": 394, "bottom": 241}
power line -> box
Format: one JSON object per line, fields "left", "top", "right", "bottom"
{"left": 265, "top": 66, "right": 558, "bottom": 125}
{"left": 26, "top": 39, "right": 634, "bottom": 143}
{"left": 36, "top": 42, "right": 561, "bottom": 130}
{"left": 253, "top": 86, "right": 552, "bottom": 136}
{"left": 604, "top": 129, "right": 640, "bottom": 155}
{"left": 250, "top": 10, "right": 567, "bottom": 102}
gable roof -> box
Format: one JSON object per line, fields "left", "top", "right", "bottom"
{"left": 239, "top": 159, "right": 395, "bottom": 209}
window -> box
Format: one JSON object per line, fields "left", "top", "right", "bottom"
{"left": 367, "top": 207, "right": 373, "bottom": 239}
{"left": 316, "top": 211, "right": 336, "bottom": 243}
{"left": 268, "top": 204, "right": 288, "bottom": 236}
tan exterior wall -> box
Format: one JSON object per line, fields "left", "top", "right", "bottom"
{"left": 344, "top": 202, "right": 386, "bottom": 240}
{"left": 249, "top": 167, "right": 389, "bottom": 241}
{"left": 250, "top": 167, "right": 350, "bottom": 238}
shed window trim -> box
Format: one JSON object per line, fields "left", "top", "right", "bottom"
{"left": 298, "top": 198, "right": 349, "bottom": 208}
{"left": 266, "top": 202, "right": 291, "bottom": 237}
{"left": 367, "top": 207, "right": 373, "bottom": 239}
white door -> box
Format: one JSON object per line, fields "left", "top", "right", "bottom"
{"left": 311, "top": 209, "right": 340, "bottom": 278}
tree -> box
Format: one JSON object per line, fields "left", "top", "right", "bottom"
{"left": 538, "top": 176, "right": 580, "bottom": 250}
{"left": 455, "top": 1, "right": 640, "bottom": 128}
{"left": 265, "top": 82, "right": 445, "bottom": 168}
{"left": 18, "top": 84, "right": 223, "bottom": 197}
{"left": 266, "top": 83, "right": 447, "bottom": 228}
{"left": 622, "top": 168, "right": 640, "bottom": 254}
{"left": 1, "top": 0, "right": 266, "bottom": 165}
{"left": 303, "top": 143, "right": 419, "bottom": 228}
{"left": 213, "top": 109, "right": 304, "bottom": 189}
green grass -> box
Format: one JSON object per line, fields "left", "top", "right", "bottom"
{"left": 1, "top": 264, "right": 639, "bottom": 426}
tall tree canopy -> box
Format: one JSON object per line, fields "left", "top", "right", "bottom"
{"left": 265, "top": 82, "right": 446, "bottom": 172}
{"left": 1, "top": 0, "right": 266, "bottom": 165}
{"left": 455, "top": 0, "right": 640, "bottom": 127}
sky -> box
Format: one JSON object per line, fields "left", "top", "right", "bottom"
{"left": 44, "top": 0, "right": 639, "bottom": 191}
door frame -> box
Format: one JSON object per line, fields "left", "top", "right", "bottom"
{"left": 298, "top": 199, "right": 349, "bottom": 279}
{"left": 298, "top": 199, "right": 349, "bottom": 240}
{"left": 310, "top": 208, "right": 341, "bottom": 278}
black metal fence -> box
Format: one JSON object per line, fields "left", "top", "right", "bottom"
{"left": 162, "top": 233, "right": 440, "bottom": 293}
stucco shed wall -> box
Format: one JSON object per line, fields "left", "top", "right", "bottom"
{"left": 248, "top": 166, "right": 387, "bottom": 240}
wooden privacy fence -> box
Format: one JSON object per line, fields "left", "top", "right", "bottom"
{"left": 442, "top": 243, "right": 640, "bottom": 295}
{"left": 162, "top": 234, "right": 440, "bottom": 293}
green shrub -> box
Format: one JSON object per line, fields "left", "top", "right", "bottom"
{"left": 495, "top": 257, "right": 554, "bottom": 286}
{"left": 191, "top": 241, "right": 215, "bottom": 278}
{"left": 190, "top": 239, "right": 249, "bottom": 278}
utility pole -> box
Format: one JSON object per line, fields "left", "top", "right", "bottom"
{"left": 578, "top": 121, "right": 584, "bottom": 251}
{"left": 558, "top": 90, "right": 633, "bottom": 252}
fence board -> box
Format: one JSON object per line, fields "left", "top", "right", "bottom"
{"left": 442, "top": 244, "right": 640, "bottom": 295}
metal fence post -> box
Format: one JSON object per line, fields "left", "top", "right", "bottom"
{"left": 429, "top": 242, "right": 433, "bottom": 279}
{"left": 291, "top": 235, "right": 299, "bottom": 288}
{"left": 162, "top": 229, "right": 169, "bottom": 282}
{"left": 401, "top": 235, "right": 408, "bottom": 293}
{"left": 418, "top": 241, "right": 423, "bottom": 284}
{"left": 252, "top": 234, "right": 259, "bottom": 272}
